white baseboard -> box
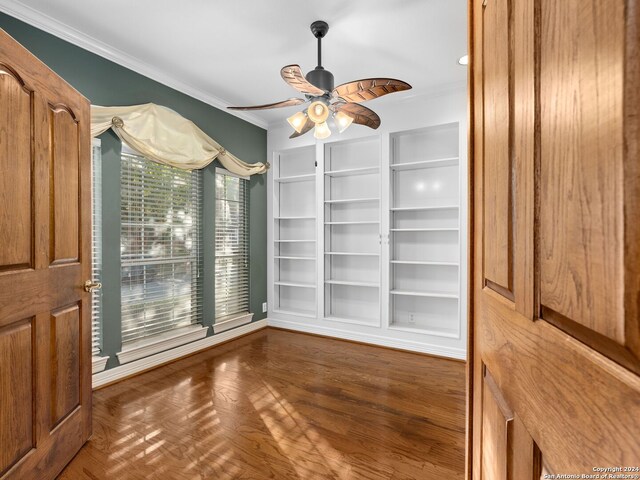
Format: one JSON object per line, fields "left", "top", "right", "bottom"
{"left": 92, "top": 319, "right": 267, "bottom": 389}
{"left": 92, "top": 316, "right": 463, "bottom": 389}
{"left": 267, "top": 317, "right": 467, "bottom": 360}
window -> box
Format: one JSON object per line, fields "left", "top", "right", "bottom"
{"left": 215, "top": 170, "right": 249, "bottom": 319}
{"left": 120, "top": 153, "right": 203, "bottom": 344}
{"left": 91, "top": 139, "right": 103, "bottom": 356}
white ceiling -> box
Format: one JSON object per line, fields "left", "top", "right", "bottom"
{"left": 1, "top": 0, "right": 467, "bottom": 128}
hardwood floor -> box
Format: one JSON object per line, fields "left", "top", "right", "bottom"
{"left": 58, "top": 328, "right": 466, "bottom": 480}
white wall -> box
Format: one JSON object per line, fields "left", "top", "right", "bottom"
{"left": 266, "top": 84, "right": 468, "bottom": 359}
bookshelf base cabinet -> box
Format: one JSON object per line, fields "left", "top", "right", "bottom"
{"left": 268, "top": 121, "right": 467, "bottom": 360}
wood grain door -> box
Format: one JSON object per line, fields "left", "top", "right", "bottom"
{"left": 469, "top": 0, "right": 640, "bottom": 476}
{"left": 0, "top": 29, "right": 92, "bottom": 479}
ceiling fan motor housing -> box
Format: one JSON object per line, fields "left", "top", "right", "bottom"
{"left": 306, "top": 20, "right": 334, "bottom": 93}
{"left": 306, "top": 67, "right": 334, "bottom": 92}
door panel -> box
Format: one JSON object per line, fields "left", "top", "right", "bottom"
{"left": 482, "top": 0, "right": 513, "bottom": 295}
{"left": 50, "top": 304, "right": 81, "bottom": 428}
{"left": 539, "top": 0, "right": 628, "bottom": 355}
{"left": 470, "top": 0, "right": 640, "bottom": 476}
{"left": 0, "top": 28, "right": 91, "bottom": 480}
{"left": 480, "top": 297, "right": 640, "bottom": 469}
{"left": 480, "top": 370, "right": 512, "bottom": 480}
{"left": 0, "top": 320, "right": 34, "bottom": 477}
{"left": 512, "top": 415, "right": 539, "bottom": 480}
{"left": 50, "top": 105, "right": 80, "bottom": 265}
{"left": 0, "top": 66, "right": 32, "bottom": 271}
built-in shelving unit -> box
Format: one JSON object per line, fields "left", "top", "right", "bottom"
{"left": 390, "top": 260, "right": 458, "bottom": 266}
{"left": 273, "top": 146, "right": 317, "bottom": 317}
{"left": 390, "top": 157, "right": 459, "bottom": 171}
{"left": 274, "top": 281, "right": 316, "bottom": 288}
{"left": 326, "top": 280, "right": 380, "bottom": 287}
{"left": 390, "top": 228, "right": 459, "bottom": 232}
{"left": 274, "top": 256, "right": 315, "bottom": 260}
{"left": 273, "top": 173, "right": 316, "bottom": 183}
{"left": 269, "top": 114, "right": 466, "bottom": 359}
{"left": 324, "top": 252, "right": 380, "bottom": 256}
{"left": 390, "top": 205, "right": 460, "bottom": 211}
{"left": 325, "top": 221, "right": 380, "bottom": 225}
{"left": 324, "top": 197, "right": 380, "bottom": 204}
{"left": 325, "top": 166, "right": 380, "bottom": 177}
{"left": 323, "top": 137, "right": 381, "bottom": 325}
{"left": 389, "top": 123, "right": 461, "bottom": 336}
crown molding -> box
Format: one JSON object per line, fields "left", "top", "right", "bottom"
{"left": 0, "top": 0, "right": 269, "bottom": 129}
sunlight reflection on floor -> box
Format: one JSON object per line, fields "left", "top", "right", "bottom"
{"left": 58, "top": 330, "right": 465, "bottom": 480}
{"left": 248, "top": 381, "right": 351, "bottom": 479}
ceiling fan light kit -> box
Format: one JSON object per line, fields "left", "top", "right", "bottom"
{"left": 287, "top": 111, "right": 308, "bottom": 133}
{"left": 313, "top": 121, "right": 332, "bottom": 139}
{"left": 307, "top": 99, "right": 330, "bottom": 123}
{"left": 334, "top": 111, "right": 354, "bottom": 133}
{"left": 228, "top": 20, "right": 412, "bottom": 140}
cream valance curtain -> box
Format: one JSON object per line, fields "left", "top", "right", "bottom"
{"left": 91, "top": 103, "right": 269, "bottom": 175}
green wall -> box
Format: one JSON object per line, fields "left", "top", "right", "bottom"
{"left": 0, "top": 13, "right": 268, "bottom": 369}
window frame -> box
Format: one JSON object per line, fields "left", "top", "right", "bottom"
{"left": 119, "top": 148, "right": 204, "bottom": 347}
{"left": 91, "top": 138, "right": 108, "bottom": 373}
{"left": 214, "top": 167, "right": 251, "bottom": 324}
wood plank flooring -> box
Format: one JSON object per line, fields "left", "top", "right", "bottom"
{"left": 58, "top": 328, "right": 466, "bottom": 480}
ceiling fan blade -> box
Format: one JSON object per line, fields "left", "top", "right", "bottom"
{"left": 228, "top": 98, "right": 307, "bottom": 110}
{"left": 333, "top": 78, "right": 412, "bottom": 103}
{"left": 336, "top": 103, "right": 381, "bottom": 130}
{"left": 281, "top": 64, "right": 326, "bottom": 96}
{"left": 289, "top": 117, "right": 315, "bottom": 138}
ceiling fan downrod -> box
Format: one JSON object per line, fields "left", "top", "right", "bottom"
{"left": 306, "top": 20, "right": 334, "bottom": 92}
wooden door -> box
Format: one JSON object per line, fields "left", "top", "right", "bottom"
{"left": 0, "top": 29, "right": 92, "bottom": 479}
{"left": 469, "top": 0, "right": 640, "bottom": 476}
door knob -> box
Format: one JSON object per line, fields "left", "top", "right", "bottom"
{"left": 84, "top": 280, "right": 102, "bottom": 293}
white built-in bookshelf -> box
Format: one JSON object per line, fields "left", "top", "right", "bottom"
{"left": 269, "top": 116, "right": 466, "bottom": 359}
{"left": 323, "top": 138, "right": 381, "bottom": 325}
{"left": 272, "top": 146, "right": 317, "bottom": 317}
{"left": 389, "top": 123, "right": 460, "bottom": 336}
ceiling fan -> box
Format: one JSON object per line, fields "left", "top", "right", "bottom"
{"left": 228, "top": 20, "right": 412, "bottom": 139}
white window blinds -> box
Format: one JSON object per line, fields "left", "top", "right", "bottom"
{"left": 215, "top": 170, "right": 249, "bottom": 319}
{"left": 120, "top": 153, "right": 203, "bottom": 344}
{"left": 91, "top": 139, "right": 103, "bottom": 356}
